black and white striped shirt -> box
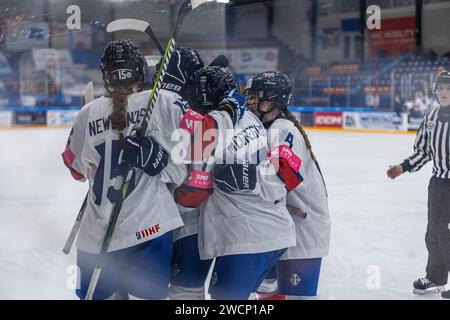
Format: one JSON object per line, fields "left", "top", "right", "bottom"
{"left": 402, "top": 107, "right": 450, "bottom": 179}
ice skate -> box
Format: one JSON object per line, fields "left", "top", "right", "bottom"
{"left": 413, "top": 277, "right": 446, "bottom": 295}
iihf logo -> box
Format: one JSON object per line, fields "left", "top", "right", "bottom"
{"left": 290, "top": 273, "right": 301, "bottom": 286}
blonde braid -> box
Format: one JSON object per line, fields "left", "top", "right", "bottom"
{"left": 283, "top": 109, "right": 317, "bottom": 162}
{"left": 110, "top": 85, "right": 134, "bottom": 135}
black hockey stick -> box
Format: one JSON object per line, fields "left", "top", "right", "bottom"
{"left": 62, "top": 194, "right": 87, "bottom": 254}
{"left": 209, "top": 54, "right": 229, "bottom": 68}
{"left": 62, "top": 81, "right": 95, "bottom": 255}
{"left": 84, "top": 0, "right": 209, "bottom": 300}
{"left": 106, "top": 20, "right": 230, "bottom": 69}
{"left": 106, "top": 19, "right": 165, "bottom": 55}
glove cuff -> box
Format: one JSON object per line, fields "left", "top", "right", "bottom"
{"left": 268, "top": 145, "right": 302, "bottom": 172}
{"left": 186, "top": 169, "right": 213, "bottom": 190}
{"left": 219, "top": 102, "right": 236, "bottom": 125}
{"left": 400, "top": 160, "right": 411, "bottom": 173}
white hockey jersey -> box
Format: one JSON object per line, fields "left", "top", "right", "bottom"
{"left": 267, "top": 118, "right": 331, "bottom": 259}
{"left": 146, "top": 89, "right": 201, "bottom": 243}
{"left": 198, "top": 111, "right": 297, "bottom": 260}
{"left": 62, "top": 90, "right": 183, "bottom": 254}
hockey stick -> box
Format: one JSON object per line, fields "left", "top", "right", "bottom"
{"left": 107, "top": 19, "right": 165, "bottom": 55}
{"left": 84, "top": 0, "right": 209, "bottom": 300}
{"left": 107, "top": 20, "right": 230, "bottom": 69}
{"left": 84, "top": 81, "right": 94, "bottom": 103}
{"left": 62, "top": 81, "right": 95, "bottom": 255}
{"left": 209, "top": 54, "right": 229, "bottom": 68}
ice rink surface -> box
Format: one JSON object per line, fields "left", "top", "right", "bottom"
{"left": 0, "top": 127, "right": 443, "bottom": 300}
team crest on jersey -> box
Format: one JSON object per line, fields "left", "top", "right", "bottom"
{"left": 290, "top": 273, "right": 301, "bottom": 286}
{"left": 427, "top": 122, "right": 435, "bottom": 132}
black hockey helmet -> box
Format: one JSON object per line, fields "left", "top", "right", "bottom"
{"left": 189, "top": 66, "right": 237, "bottom": 113}
{"left": 433, "top": 70, "right": 450, "bottom": 93}
{"left": 244, "top": 71, "right": 292, "bottom": 109}
{"left": 100, "top": 39, "right": 146, "bottom": 94}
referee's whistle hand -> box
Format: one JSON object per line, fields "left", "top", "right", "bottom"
{"left": 387, "top": 165, "right": 403, "bottom": 180}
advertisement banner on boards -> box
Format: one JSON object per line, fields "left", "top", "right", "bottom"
{"left": 15, "top": 111, "right": 47, "bottom": 125}
{"left": 314, "top": 112, "right": 343, "bottom": 128}
{"left": 0, "top": 110, "right": 13, "bottom": 126}
{"left": 343, "top": 112, "right": 408, "bottom": 131}
{"left": 47, "top": 110, "right": 79, "bottom": 126}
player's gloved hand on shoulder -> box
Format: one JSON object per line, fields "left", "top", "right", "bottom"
{"left": 218, "top": 89, "right": 246, "bottom": 125}
{"left": 122, "top": 135, "right": 169, "bottom": 176}
{"left": 157, "top": 47, "right": 204, "bottom": 96}
{"left": 213, "top": 161, "right": 257, "bottom": 193}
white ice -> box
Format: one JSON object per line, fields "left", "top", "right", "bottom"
{"left": 0, "top": 127, "right": 443, "bottom": 300}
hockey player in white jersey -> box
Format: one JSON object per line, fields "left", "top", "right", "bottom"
{"left": 169, "top": 66, "right": 238, "bottom": 300}
{"left": 62, "top": 40, "right": 184, "bottom": 300}
{"left": 174, "top": 66, "right": 300, "bottom": 300}
{"left": 247, "top": 72, "right": 331, "bottom": 300}
{"left": 146, "top": 47, "right": 205, "bottom": 187}
{"left": 136, "top": 47, "right": 217, "bottom": 300}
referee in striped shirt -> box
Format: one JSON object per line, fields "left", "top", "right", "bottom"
{"left": 387, "top": 70, "right": 450, "bottom": 299}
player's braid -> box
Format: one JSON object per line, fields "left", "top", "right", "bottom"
{"left": 110, "top": 85, "right": 133, "bottom": 133}
{"left": 283, "top": 109, "right": 317, "bottom": 162}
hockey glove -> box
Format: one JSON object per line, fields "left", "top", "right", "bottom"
{"left": 213, "top": 161, "right": 257, "bottom": 193}
{"left": 218, "top": 89, "right": 246, "bottom": 125}
{"left": 122, "top": 136, "right": 169, "bottom": 177}
{"left": 175, "top": 167, "right": 214, "bottom": 208}
{"left": 268, "top": 145, "right": 303, "bottom": 192}
{"left": 157, "top": 47, "right": 204, "bottom": 96}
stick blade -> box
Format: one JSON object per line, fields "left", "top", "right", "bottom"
{"left": 106, "top": 19, "right": 149, "bottom": 33}
{"left": 84, "top": 81, "right": 94, "bottom": 104}
{"left": 209, "top": 54, "right": 229, "bottom": 68}
{"left": 191, "top": 0, "right": 209, "bottom": 9}
{"left": 144, "top": 55, "right": 162, "bottom": 67}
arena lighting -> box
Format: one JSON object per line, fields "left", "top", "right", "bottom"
{"left": 108, "top": 0, "right": 229, "bottom": 2}
{"left": 190, "top": 0, "right": 229, "bottom": 3}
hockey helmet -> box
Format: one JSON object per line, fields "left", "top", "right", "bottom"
{"left": 245, "top": 71, "right": 292, "bottom": 109}
{"left": 190, "top": 66, "right": 237, "bottom": 112}
{"left": 101, "top": 39, "right": 146, "bottom": 94}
